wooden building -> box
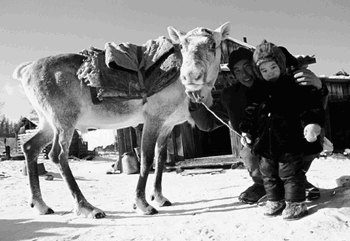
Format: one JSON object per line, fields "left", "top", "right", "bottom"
{"left": 15, "top": 117, "right": 38, "bottom": 153}
{"left": 321, "top": 76, "right": 350, "bottom": 150}
{"left": 15, "top": 117, "right": 88, "bottom": 158}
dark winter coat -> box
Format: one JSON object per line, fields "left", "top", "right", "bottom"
{"left": 189, "top": 79, "right": 266, "bottom": 133}
{"left": 240, "top": 74, "right": 325, "bottom": 160}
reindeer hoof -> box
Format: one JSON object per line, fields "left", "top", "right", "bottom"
{"left": 86, "top": 209, "right": 106, "bottom": 219}
{"left": 30, "top": 201, "right": 54, "bottom": 215}
{"left": 133, "top": 203, "right": 158, "bottom": 215}
{"left": 94, "top": 211, "right": 106, "bottom": 219}
{"left": 45, "top": 208, "right": 55, "bottom": 214}
{"left": 150, "top": 195, "right": 172, "bottom": 207}
{"left": 161, "top": 200, "right": 172, "bottom": 207}
{"left": 145, "top": 207, "right": 158, "bottom": 215}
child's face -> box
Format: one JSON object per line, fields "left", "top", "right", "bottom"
{"left": 259, "top": 61, "right": 281, "bottom": 82}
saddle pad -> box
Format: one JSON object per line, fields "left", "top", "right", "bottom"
{"left": 105, "top": 36, "right": 175, "bottom": 73}
{"left": 77, "top": 38, "right": 181, "bottom": 101}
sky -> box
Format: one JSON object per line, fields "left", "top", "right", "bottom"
{"left": 1, "top": 0, "right": 349, "bottom": 122}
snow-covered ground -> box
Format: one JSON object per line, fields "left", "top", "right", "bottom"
{"left": 0, "top": 154, "right": 349, "bottom": 241}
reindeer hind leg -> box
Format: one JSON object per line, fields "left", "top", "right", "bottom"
{"left": 22, "top": 120, "right": 54, "bottom": 215}
{"left": 51, "top": 125, "right": 106, "bottom": 218}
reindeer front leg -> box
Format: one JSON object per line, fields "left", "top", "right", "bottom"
{"left": 150, "top": 127, "right": 172, "bottom": 207}
{"left": 134, "top": 118, "right": 162, "bottom": 215}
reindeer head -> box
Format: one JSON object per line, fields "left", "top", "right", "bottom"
{"left": 168, "top": 22, "right": 230, "bottom": 107}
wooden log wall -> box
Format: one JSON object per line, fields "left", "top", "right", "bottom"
{"left": 17, "top": 129, "right": 88, "bottom": 159}
{"left": 323, "top": 77, "right": 350, "bottom": 102}
{"left": 321, "top": 77, "right": 350, "bottom": 149}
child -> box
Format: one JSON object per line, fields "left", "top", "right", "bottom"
{"left": 239, "top": 40, "right": 325, "bottom": 220}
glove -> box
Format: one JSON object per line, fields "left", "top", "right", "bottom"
{"left": 240, "top": 132, "right": 252, "bottom": 147}
{"left": 304, "top": 124, "right": 321, "bottom": 142}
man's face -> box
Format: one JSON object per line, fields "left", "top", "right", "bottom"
{"left": 259, "top": 60, "right": 281, "bottom": 82}
{"left": 232, "top": 59, "right": 255, "bottom": 87}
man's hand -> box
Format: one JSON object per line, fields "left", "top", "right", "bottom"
{"left": 240, "top": 132, "right": 252, "bottom": 147}
{"left": 186, "top": 90, "right": 203, "bottom": 103}
{"left": 187, "top": 90, "right": 204, "bottom": 111}
{"left": 304, "top": 124, "right": 321, "bottom": 142}
{"left": 294, "top": 69, "right": 322, "bottom": 90}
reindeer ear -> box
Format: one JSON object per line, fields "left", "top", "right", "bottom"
{"left": 216, "top": 22, "right": 230, "bottom": 40}
{"left": 167, "top": 26, "right": 184, "bottom": 44}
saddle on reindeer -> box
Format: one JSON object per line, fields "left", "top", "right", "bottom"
{"left": 77, "top": 36, "right": 180, "bottom": 104}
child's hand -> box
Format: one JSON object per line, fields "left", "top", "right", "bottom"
{"left": 240, "top": 133, "right": 252, "bottom": 147}
{"left": 304, "top": 124, "right": 321, "bottom": 142}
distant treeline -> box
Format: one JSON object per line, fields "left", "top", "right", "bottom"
{"left": 0, "top": 115, "right": 21, "bottom": 138}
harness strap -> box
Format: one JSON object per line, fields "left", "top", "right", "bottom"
{"left": 137, "top": 46, "right": 148, "bottom": 104}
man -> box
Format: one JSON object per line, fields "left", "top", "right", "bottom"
{"left": 190, "top": 47, "right": 328, "bottom": 204}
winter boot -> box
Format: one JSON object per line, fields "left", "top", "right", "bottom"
{"left": 282, "top": 201, "right": 308, "bottom": 220}
{"left": 239, "top": 183, "right": 266, "bottom": 204}
{"left": 263, "top": 200, "right": 286, "bottom": 216}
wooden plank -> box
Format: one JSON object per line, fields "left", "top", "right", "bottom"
{"left": 179, "top": 168, "right": 224, "bottom": 176}
{"left": 175, "top": 154, "right": 240, "bottom": 169}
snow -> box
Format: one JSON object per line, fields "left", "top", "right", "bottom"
{"left": 0, "top": 154, "right": 349, "bottom": 241}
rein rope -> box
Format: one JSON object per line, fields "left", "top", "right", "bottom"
{"left": 198, "top": 100, "right": 242, "bottom": 138}
{"left": 196, "top": 47, "right": 242, "bottom": 138}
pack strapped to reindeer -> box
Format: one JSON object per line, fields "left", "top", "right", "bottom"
{"left": 77, "top": 36, "right": 181, "bottom": 104}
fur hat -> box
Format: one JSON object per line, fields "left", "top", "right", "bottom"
{"left": 278, "top": 46, "right": 300, "bottom": 73}
{"left": 228, "top": 48, "right": 253, "bottom": 75}
{"left": 253, "top": 40, "right": 287, "bottom": 78}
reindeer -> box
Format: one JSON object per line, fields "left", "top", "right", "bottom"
{"left": 12, "top": 22, "right": 230, "bottom": 218}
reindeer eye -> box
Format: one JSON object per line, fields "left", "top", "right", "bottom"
{"left": 179, "top": 44, "right": 183, "bottom": 50}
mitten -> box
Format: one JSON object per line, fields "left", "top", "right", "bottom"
{"left": 304, "top": 124, "right": 321, "bottom": 142}
{"left": 240, "top": 132, "right": 253, "bottom": 147}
